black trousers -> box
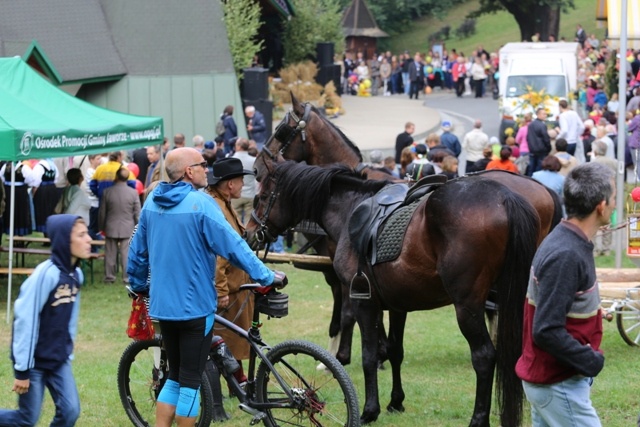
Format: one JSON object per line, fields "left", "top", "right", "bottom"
{"left": 409, "top": 81, "right": 421, "bottom": 99}
{"left": 161, "top": 316, "right": 214, "bottom": 389}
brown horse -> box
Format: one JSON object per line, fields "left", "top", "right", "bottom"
{"left": 247, "top": 160, "right": 541, "bottom": 426}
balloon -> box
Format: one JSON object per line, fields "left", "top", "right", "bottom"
{"left": 425, "top": 86, "right": 432, "bottom": 94}
{"left": 127, "top": 162, "right": 140, "bottom": 178}
{"left": 135, "top": 179, "right": 144, "bottom": 195}
{"left": 631, "top": 187, "right": 640, "bottom": 203}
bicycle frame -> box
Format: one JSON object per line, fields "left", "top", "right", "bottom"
{"left": 212, "top": 295, "right": 301, "bottom": 411}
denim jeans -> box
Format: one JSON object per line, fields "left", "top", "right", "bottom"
{"left": 527, "top": 153, "right": 546, "bottom": 176}
{"left": 402, "top": 72, "right": 410, "bottom": 94}
{"left": 523, "top": 376, "right": 601, "bottom": 427}
{"left": 0, "top": 360, "right": 80, "bottom": 427}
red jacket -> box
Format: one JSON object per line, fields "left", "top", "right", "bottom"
{"left": 452, "top": 63, "right": 466, "bottom": 82}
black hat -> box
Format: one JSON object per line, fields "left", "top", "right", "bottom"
{"left": 207, "top": 158, "right": 253, "bottom": 186}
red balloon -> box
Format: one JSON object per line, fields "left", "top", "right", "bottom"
{"left": 127, "top": 162, "right": 140, "bottom": 178}
{"left": 632, "top": 187, "right": 640, "bottom": 203}
{"left": 135, "top": 179, "right": 144, "bottom": 195}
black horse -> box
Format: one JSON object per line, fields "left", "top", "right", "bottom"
{"left": 247, "top": 160, "right": 541, "bottom": 426}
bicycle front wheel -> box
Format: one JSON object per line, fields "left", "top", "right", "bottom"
{"left": 256, "top": 340, "right": 360, "bottom": 427}
{"left": 117, "top": 338, "right": 214, "bottom": 427}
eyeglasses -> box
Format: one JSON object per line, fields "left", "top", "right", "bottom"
{"left": 172, "top": 161, "right": 208, "bottom": 183}
{"left": 188, "top": 161, "right": 208, "bottom": 169}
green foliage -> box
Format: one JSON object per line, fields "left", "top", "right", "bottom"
{"left": 222, "top": 0, "right": 264, "bottom": 80}
{"left": 605, "top": 53, "right": 619, "bottom": 99}
{"left": 283, "top": 0, "right": 344, "bottom": 66}
{"left": 387, "top": 0, "right": 606, "bottom": 56}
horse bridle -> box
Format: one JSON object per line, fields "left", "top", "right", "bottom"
{"left": 250, "top": 175, "right": 280, "bottom": 245}
{"left": 262, "top": 103, "right": 312, "bottom": 160}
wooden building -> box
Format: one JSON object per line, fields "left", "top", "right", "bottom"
{"left": 341, "top": 0, "right": 388, "bottom": 59}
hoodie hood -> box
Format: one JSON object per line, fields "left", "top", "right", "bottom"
{"left": 152, "top": 181, "right": 194, "bottom": 208}
{"left": 48, "top": 214, "right": 82, "bottom": 274}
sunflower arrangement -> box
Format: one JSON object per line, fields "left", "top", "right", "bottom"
{"left": 513, "top": 86, "right": 556, "bottom": 112}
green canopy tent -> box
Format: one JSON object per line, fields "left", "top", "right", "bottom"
{"left": 0, "top": 57, "right": 164, "bottom": 321}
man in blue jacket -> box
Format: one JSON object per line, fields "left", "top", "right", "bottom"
{"left": 127, "top": 147, "right": 286, "bottom": 427}
{"left": 245, "top": 105, "right": 267, "bottom": 150}
{"left": 0, "top": 214, "right": 93, "bottom": 426}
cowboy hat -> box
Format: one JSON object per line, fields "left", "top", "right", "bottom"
{"left": 207, "top": 157, "right": 253, "bottom": 186}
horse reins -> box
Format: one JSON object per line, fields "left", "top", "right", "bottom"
{"left": 251, "top": 174, "right": 281, "bottom": 261}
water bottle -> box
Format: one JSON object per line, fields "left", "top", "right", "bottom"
{"left": 211, "top": 336, "right": 240, "bottom": 374}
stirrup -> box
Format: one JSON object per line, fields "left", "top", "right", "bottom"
{"left": 350, "top": 273, "right": 372, "bottom": 300}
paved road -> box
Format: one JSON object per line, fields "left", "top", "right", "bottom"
{"left": 328, "top": 91, "right": 500, "bottom": 164}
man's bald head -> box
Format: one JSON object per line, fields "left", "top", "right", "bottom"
{"left": 165, "top": 147, "right": 203, "bottom": 183}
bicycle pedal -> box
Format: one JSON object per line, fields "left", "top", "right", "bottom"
{"left": 239, "top": 403, "right": 265, "bottom": 420}
{"left": 250, "top": 412, "right": 267, "bottom": 425}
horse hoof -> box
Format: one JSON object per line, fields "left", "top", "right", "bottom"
{"left": 360, "top": 413, "right": 379, "bottom": 424}
{"left": 387, "top": 403, "right": 405, "bottom": 413}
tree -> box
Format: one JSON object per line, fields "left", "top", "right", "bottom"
{"left": 469, "top": 0, "right": 575, "bottom": 42}
{"left": 222, "top": 0, "right": 264, "bottom": 80}
{"left": 283, "top": 0, "right": 345, "bottom": 66}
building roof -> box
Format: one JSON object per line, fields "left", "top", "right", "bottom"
{"left": 99, "top": 0, "right": 234, "bottom": 75}
{"left": 341, "top": 0, "right": 388, "bottom": 38}
{"left": 0, "top": 0, "right": 235, "bottom": 83}
{"left": 0, "top": 0, "right": 127, "bottom": 84}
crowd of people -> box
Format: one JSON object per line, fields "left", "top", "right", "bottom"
{"left": 4, "top": 23, "right": 640, "bottom": 426}
{"left": 342, "top": 44, "right": 498, "bottom": 99}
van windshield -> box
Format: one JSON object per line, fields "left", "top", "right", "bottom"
{"left": 505, "top": 76, "right": 567, "bottom": 97}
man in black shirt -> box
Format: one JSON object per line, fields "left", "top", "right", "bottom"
{"left": 526, "top": 108, "right": 551, "bottom": 176}
{"left": 395, "top": 122, "right": 415, "bottom": 163}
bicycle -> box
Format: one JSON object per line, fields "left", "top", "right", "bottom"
{"left": 117, "top": 284, "right": 360, "bottom": 426}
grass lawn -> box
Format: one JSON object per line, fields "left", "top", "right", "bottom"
{"left": 0, "top": 245, "right": 638, "bottom": 425}
{"left": 387, "top": 0, "right": 608, "bottom": 56}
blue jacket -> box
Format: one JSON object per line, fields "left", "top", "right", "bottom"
{"left": 11, "top": 214, "right": 84, "bottom": 380}
{"left": 127, "top": 181, "right": 273, "bottom": 321}
{"left": 440, "top": 131, "right": 462, "bottom": 157}
{"left": 222, "top": 115, "right": 238, "bottom": 146}
{"left": 248, "top": 110, "right": 267, "bottom": 145}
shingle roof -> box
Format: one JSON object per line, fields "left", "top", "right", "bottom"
{"left": 0, "top": 0, "right": 234, "bottom": 82}
{"left": 0, "top": 0, "right": 127, "bottom": 83}
{"left": 342, "top": 0, "right": 388, "bottom": 38}
{"left": 99, "top": 0, "right": 234, "bottom": 75}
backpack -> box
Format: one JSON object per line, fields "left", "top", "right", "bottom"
{"left": 215, "top": 117, "right": 225, "bottom": 136}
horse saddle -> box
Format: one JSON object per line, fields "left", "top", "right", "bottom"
{"left": 348, "top": 174, "right": 447, "bottom": 265}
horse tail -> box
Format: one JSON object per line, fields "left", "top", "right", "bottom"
{"left": 545, "top": 185, "right": 564, "bottom": 231}
{"left": 495, "top": 188, "right": 540, "bottom": 427}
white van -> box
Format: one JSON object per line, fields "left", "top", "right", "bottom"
{"left": 498, "top": 42, "right": 580, "bottom": 132}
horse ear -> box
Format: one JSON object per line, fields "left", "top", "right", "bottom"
{"left": 289, "top": 91, "right": 299, "bottom": 106}
{"left": 289, "top": 91, "right": 304, "bottom": 114}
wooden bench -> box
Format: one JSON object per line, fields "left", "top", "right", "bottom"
{"left": 11, "top": 236, "right": 105, "bottom": 247}
{"left": 0, "top": 247, "right": 105, "bottom": 285}
{"left": 0, "top": 246, "right": 51, "bottom": 267}
{"left": 0, "top": 267, "right": 35, "bottom": 276}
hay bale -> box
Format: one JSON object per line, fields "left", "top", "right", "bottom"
{"left": 272, "top": 61, "right": 323, "bottom": 105}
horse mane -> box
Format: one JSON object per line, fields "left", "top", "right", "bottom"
{"left": 273, "top": 161, "right": 387, "bottom": 223}
{"left": 308, "top": 104, "right": 363, "bottom": 162}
